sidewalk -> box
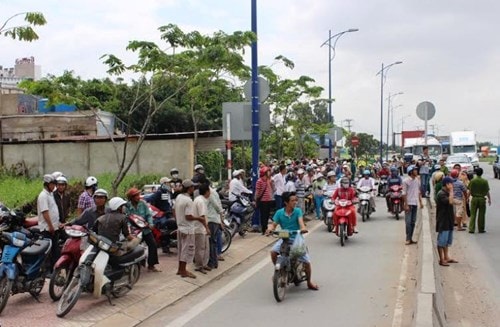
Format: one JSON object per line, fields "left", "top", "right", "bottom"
{"left": 56, "top": 230, "right": 278, "bottom": 327}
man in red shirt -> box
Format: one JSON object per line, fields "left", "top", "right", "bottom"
{"left": 332, "top": 177, "right": 358, "bottom": 233}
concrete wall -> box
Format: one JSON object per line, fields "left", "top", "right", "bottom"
{"left": 1, "top": 138, "right": 194, "bottom": 179}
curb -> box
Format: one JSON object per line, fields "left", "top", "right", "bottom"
{"left": 414, "top": 198, "right": 446, "bottom": 327}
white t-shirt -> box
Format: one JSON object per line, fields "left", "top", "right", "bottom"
{"left": 37, "top": 188, "right": 60, "bottom": 231}
{"left": 284, "top": 180, "right": 296, "bottom": 193}
{"left": 229, "top": 178, "right": 252, "bottom": 202}
{"left": 174, "top": 193, "right": 195, "bottom": 234}
{"left": 272, "top": 173, "right": 285, "bottom": 196}
{"left": 192, "top": 195, "right": 208, "bottom": 234}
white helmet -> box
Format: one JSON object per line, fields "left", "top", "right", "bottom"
{"left": 109, "top": 197, "right": 127, "bottom": 211}
{"left": 232, "top": 169, "right": 243, "bottom": 177}
{"left": 327, "top": 171, "right": 336, "bottom": 178}
{"left": 43, "top": 174, "right": 56, "bottom": 184}
{"left": 85, "top": 176, "right": 98, "bottom": 187}
{"left": 56, "top": 176, "right": 68, "bottom": 184}
{"left": 52, "top": 171, "right": 64, "bottom": 179}
{"left": 93, "top": 188, "right": 109, "bottom": 198}
{"left": 194, "top": 164, "right": 204, "bottom": 172}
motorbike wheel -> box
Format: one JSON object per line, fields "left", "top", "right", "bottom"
{"left": 56, "top": 276, "right": 83, "bottom": 318}
{"left": 361, "top": 207, "right": 367, "bottom": 222}
{"left": 129, "top": 263, "right": 141, "bottom": 286}
{"left": 394, "top": 203, "right": 400, "bottom": 220}
{"left": 228, "top": 221, "right": 239, "bottom": 237}
{"left": 272, "top": 269, "right": 287, "bottom": 302}
{"left": 293, "top": 262, "right": 307, "bottom": 286}
{"left": 0, "top": 276, "right": 13, "bottom": 315}
{"left": 49, "top": 266, "right": 71, "bottom": 301}
{"left": 327, "top": 218, "right": 333, "bottom": 233}
{"left": 340, "top": 223, "right": 346, "bottom": 247}
{"left": 221, "top": 228, "right": 232, "bottom": 254}
{"left": 29, "top": 277, "right": 45, "bottom": 298}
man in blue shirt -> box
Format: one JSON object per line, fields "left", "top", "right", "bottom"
{"left": 266, "top": 192, "right": 319, "bottom": 290}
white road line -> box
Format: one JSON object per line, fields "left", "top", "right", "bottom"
{"left": 392, "top": 240, "right": 410, "bottom": 327}
{"left": 164, "top": 221, "right": 323, "bottom": 327}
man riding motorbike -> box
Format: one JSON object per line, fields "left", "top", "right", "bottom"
{"left": 356, "top": 170, "right": 376, "bottom": 213}
{"left": 332, "top": 177, "right": 358, "bottom": 233}
{"left": 386, "top": 167, "right": 403, "bottom": 212}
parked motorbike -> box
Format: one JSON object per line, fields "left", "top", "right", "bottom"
{"left": 322, "top": 191, "right": 335, "bottom": 232}
{"left": 147, "top": 204, "right": 178, "bottom": 254}
{"left": 271, "top": 230, "right": 308, "bottom": 302}
{"left": 378, "top": 175, "right": 388, "bottom": 196}
{"left": 224, "top": 193, "right": 254, "bottom": 237}
{"left": 49, "top": 225, "right": 88, "bottom": 301}
{"left": 56, "top": 230, "right": 146, "bottom": 317}
{"left": 388, "top": 185, "right": 403, "bottom": 220}
{"left": 334, "top": 199, "right": 355, "bottom": 247}
{"left": 357, "top": 186, "right": 373, "bottom": 222}
{"left": 0, "top": 228, "right": 52, "bottom": 314}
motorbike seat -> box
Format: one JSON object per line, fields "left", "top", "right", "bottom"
{"left": 21, "top": 238, "right": 51, "bottom": 256}
{"left": 109, "top": 246, "right": 145, "bottom": 266}
{"left": 220, "top": 199, "right": 232, "bottom": 208}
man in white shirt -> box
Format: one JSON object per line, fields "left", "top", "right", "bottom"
{"left": 193, "top": 184, "right": 211, "bottom": 274}
{"left": 272, "top": 164, "right": 287, "bottom": 209}
{"left": 356, "top": 170, "right": 377, "bottom": 212}
{"left": 229, "top": 169, "right": 252, "bottom": 202}
{"left": 37, "top": 174, "right": 60, "bottom": 268}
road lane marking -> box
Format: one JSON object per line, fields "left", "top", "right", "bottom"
{"left": 392, "top": 243, "right": 409, "bottom": 327}
{"left": 164, "top": 221, "right": 323, "bottom": 327}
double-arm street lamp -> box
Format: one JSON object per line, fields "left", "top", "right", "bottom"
{"left": 376, "top": 61, "right": 403, "bottom": 163}
{"left": 321, "top": 28, "right": 358, "bottom": 160}
{"left": 386, "top": 92, "right": 403, "bottom": 160}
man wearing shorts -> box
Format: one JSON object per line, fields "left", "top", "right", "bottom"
{"left": 436, "top": 177, "right": 458, "bottom": 266}
{"left": 174, "top": 179, "right": 205, "bottom": 279}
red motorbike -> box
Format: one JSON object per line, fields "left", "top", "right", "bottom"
{"left": 49, "top": 224, "right": 88, "bottom": 301}
{"left": 334, "top": 199, "right": 356, "bottom": 247}
{"left": 388, "top": 185, "right": 403, "bottom": 220}
{"left": 147, "top": 204, "right": 178, "bottom": 253}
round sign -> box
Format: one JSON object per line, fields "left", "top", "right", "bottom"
{"left": 416, "top": 101, "right": 436, "bottom": 121}
{"left": 351, "top": 136, "right": 360, "bottom": 147}
{"left": 328, "top": 127, "right": 344, "bottom": 142}
{"left": 243, "top": 77, "right": 270, "bottom": 102}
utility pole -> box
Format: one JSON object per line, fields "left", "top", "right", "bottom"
{"left": 344, "top": 119, "right": 353, "bottom": 133}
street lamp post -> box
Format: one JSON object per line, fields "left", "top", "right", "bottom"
{"left": 385, "top": 92, "right": 403, "bottom": 160}
{"left": 376, "top": 61, "right": 403, "bottom": 163}
{"left": 321, "top": 28, "right": 358, "bottom": 160}
{"left": 391, "top": 104, "right": 403, "bottom": 151}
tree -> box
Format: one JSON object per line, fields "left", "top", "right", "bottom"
{"left": 1, "top": 12, "right": 46, "bottom": 41}
{"left": 345, "top": 133, "right": 380, "bottom": 160}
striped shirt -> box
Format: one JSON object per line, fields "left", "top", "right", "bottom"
{"left": 256, "top": 177, "right": 273, "bottom": 202}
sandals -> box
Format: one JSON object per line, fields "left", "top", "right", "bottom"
{"left": 439, "top": 261, "right": 450, "bottom": 266}
{"left": 447, "top": 259, "right": 459, "bottom": 263}
{"left": 148, "top": 266, "right": 162, "bottom": 272}
{"left": 180, "top": 271, "right": 197, "bottom": 279}
{"left": 307, "top": 283, "right": 319, "bottom": 291}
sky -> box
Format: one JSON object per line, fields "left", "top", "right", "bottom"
{"left": 2, "top": 0, "right": 500, "bottom": 144}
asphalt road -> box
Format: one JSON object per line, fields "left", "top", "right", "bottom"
{"left": 142, "top": 196, "right": 410, "bottom": 327}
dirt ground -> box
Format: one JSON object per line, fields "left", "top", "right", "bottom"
{"left": 430, "top": 207, "right": 500, "bottom": 327}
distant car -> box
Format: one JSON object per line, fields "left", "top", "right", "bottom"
{"left": 445, "top": 155, "right": 474, "bottom": 174}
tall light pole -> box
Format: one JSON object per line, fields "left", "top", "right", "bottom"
{"left": 376, "top": 61, "right": 403, "bottom": 163}
{"left": 386, "top": 92, "right": 403, "bottom": 160}
{"left": 321, "top": 28, "right": 358, "bottom": 160}
{"left": 391, "top": 104, "right": 403, "bottom": 151}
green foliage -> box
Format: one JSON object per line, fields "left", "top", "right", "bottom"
{"left": 196, "top": 151, "right": 226, "bottom": 184}
{"left": 345, "top": 133, "right": 381, "bottom": 160}
{"left": 1, "top": 12, "right": 46, "bottom": 42}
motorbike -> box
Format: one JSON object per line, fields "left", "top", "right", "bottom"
{"left": 224, "top": 193, "right": 254, "bottom": 238}
{"left": 357, "top": 186, "right": 373, "bottom": 222}
{"left": 388, "top": 185, "right": 404, "bottom": 220}
{"left": 0, "top": 228, "right": 52, "bottom": 314}
{"left": 271, "top": 230, "right": 308, "bottom": 302}
{"left": 378, "top": 175, "right": 388, "bottom": 196}
{"left": 49, "top": 225, "right": 88, "bottom": 301}
{"left": 334, "top": 199, "right": 355, "bottom": 247}
{"left": 322, "top": 191, "right": 336, "bottom": 232}
{"left": 303, "top": 185, "right": 315, "bottom": 215}
{"left": 56, "top": 230, "right": 146, "bottom": 317}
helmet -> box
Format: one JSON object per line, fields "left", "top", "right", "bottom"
{"left": 126, "top": 187, "right": 141, "bottom": 199}
{"left": 327, "top": 171, "right": 336, "bottom": 178}
{"left": 390, "top": 167, "right": 398, "bottom": 173}
{"left": 85, "top": 176, "right": 98, "bottom": 187}
{"left": 93, "top": 188, "right": 108, "bottom": 198}
{"left": 407, "top": 165, "right": 416, "bottom": 175}
{"left": 109, "top": 197, "right": 127, "bottom": 211}
{"left": 450, "top": 169, "right": 460, "bottom": 178}
{"left": 285, "top": 159, "right": 292, "bottom": 165}
{"left": 259, "top": 166, "right": 269, "bottom": 177}
{"left": 52, "top": 171, "right": 64, "bottom": 179}
{"left": 297, "top": 168, "right": 305, "bottom": 175}
{"left": 56, "top": 176, "right": 68, "bottom": 184}
{"left": 232, "top": 169, "right": 243, "bottom": 178}
{"left": 340, "top": 177, "right": 350, "bottom": 187}
{"left": 170, "top": 167, "right": 179, "bottom": 175}
{"left": 194, "top": 164, "right": 204, "bottom": 172}
{"left": 43, "top": 174, "right": 56, "bottom": 184}
{"left": 363, "top": 169, "right": 370, "bottom": 175}
{"left": 160, "top": 177, "right": 171, "bottom": 184}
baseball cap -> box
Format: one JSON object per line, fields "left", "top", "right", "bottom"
{"left": 160, "top": 177, "right": 171, "bottom": 184}
{"left": 182, "top": 179, "right": 198, "bottom": 188}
